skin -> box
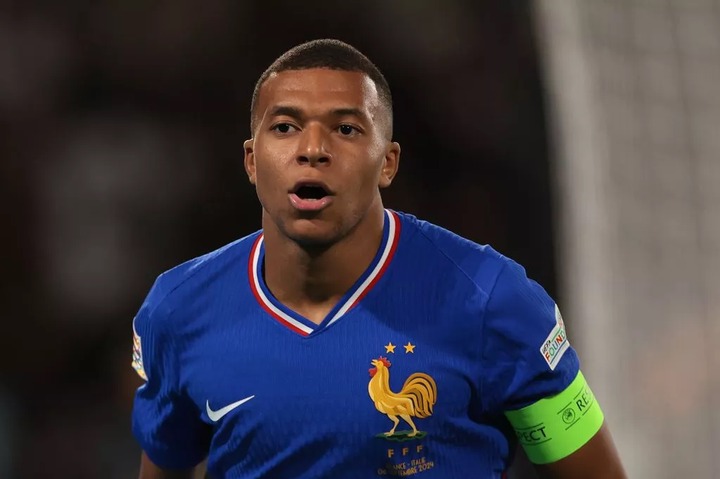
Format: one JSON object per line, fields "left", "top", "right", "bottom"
{"left": 243, "top": 68, "right": 400, "bottom": 324}
{"left": 536, "top": 424, "right": 627, "bottom": 478}
{"left": 138, "top": 67, "right": 625, "bottom": 479}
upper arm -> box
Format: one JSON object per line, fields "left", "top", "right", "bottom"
{"left": 131, "top": 278, "right": 210, "bottom": 471}
{"left": 481, "top": 261, "right": 580, "bottom": 412}
{"left": 480, "top": 260, "right": 625, "bottom": 474}
{"left": 534, "top": 424, "right": 626, "bottom": 479}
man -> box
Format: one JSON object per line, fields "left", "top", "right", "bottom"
{"left": 131, "top": 39, "right": 626, "bottom": 478}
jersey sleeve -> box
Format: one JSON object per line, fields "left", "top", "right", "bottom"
{"left": 131, "top": 277, "right": 209, "bottom": 469}
{"left": 480, "top": 260, "right": 606, "bottom": 464}
{"left": 480, "top": 259, "right": 579, "bottom": 413}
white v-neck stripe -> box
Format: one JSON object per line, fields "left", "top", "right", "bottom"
{"left": 249, "top": 209, "right": 400, "bottom": 336}
{"left": 326, "top": 211, "right": 398, "bottom": 326}
{"left": 250, "top": 236, "right": 314, "bottom": 335}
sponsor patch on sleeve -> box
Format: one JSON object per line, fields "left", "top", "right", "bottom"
{"left": 132, "top": 318, "right": 147, "bottom": 381}
{"left": 539, "top": 304, "right": 570, "bottom": 370}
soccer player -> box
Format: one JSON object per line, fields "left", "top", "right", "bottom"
{"left": 131, "top": 39, "right": 626, "bottom": 478}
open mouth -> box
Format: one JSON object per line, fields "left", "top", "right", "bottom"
{"left": 293, "top": 184, "right": 330, "bottom": 200}
{"left": 289, "top": 182, "right": 333, "bottom": 211}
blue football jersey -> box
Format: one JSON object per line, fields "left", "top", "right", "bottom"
{"left": 131, "top": 209, "right": 579, "bottom": 478}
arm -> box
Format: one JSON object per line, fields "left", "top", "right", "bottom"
{"left": 481, "top": 261, "right": 626, "bottom": 477}
{"left": 131, "top": 279, "right": 211, "bottom": 477}
{"left": 505, "top": 371, "right": 626, "bottom": 478}
{"left": 534, "top": 424, "right": 627, "bottom": 479}
{"left": 139, "top": 452, "right": 196, "bottom": 479}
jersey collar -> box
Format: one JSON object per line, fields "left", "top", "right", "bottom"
{"left": 248, "top": 209, "right": 401, "bottom": 337}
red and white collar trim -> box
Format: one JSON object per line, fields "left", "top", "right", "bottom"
{"left": 248, "top": 209, "right": 400, "bottom": 336}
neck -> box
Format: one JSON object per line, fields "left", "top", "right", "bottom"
{"left": 261, "top": 206, "right": 386, "bottom": 314}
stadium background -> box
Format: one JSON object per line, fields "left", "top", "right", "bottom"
{"left": 0, "top": 1, "right": 717, "bottom": 477}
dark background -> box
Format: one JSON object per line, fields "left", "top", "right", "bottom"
{"left": 0, "top": 1, "right": 554, "bottom": 477}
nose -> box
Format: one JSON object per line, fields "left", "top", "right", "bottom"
{"left": 296, "top": 124, "right": 331, "bottom": 166}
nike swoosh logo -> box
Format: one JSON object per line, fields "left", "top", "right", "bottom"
{"left": 206, "top": 395, "right": 255, "bottom": 422}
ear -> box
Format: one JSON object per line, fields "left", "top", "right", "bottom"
{"left": 378, "top": 142, "right": 401, "bottom": 189}
{"left": 243, "top": 138, "right": 256, "bottom": 185}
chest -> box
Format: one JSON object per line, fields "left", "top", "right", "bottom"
{"left": 173, "top": 280, "right": 508, "bottom": 477}
{"left": 185, "top": 314, "right": 481, "bottom": 426}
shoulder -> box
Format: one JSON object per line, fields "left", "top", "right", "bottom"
{"left": 163, "top": 231, "right": 259, "bottom": 288}
{"left": 138, "top": 231, "right": 261, "bottom": 327}
{"left": 394, "top": 211, "right": 552, "bottom": 338}
{"left": 394, "top": 210, "right": 513, "bottom": 294}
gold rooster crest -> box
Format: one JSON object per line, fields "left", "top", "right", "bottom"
{"left": 368, "top": 356, "right": 438, "bottom": 440}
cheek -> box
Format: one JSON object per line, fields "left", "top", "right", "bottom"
{"left": 254, "top": 145, "right": 291, "bottom": 183}
{"left": 252, "top": 152, "right": 290, "bottom": 208}
{"left": 343, "top": 161, "right": 384, "bottom": 206}
{"left": 253, "top": 159, "right": 274, "bottom": 182}
{"left": 358, "top": 153, "right": 386, "bottom": 185}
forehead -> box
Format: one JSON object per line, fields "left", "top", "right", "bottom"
{"left": 257, "top": 68, "right": 380, "bottom": 115}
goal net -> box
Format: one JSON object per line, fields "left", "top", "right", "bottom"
{"left": 534, "top": 1, "right": 720, "bottom": 477}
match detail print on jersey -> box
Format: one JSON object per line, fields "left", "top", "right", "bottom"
{"left": 249, "top": 209, "right": 401, "bottom": 336}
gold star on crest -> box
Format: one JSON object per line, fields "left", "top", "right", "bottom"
{"left": 404, "top": 342, "right": 416, "bottom": 353}
{"left": 384, "top": 342, "right": 396, "bottom": 354}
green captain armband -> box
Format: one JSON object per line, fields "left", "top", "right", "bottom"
{"left": 504, "top": 371, "right": 604, "bottom": 464}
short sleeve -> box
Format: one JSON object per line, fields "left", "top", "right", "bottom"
{"left": 480, "top": 260, "right": 579, "bottom": 413}
{"left": 131, "top": 277, "right": 210, "bottom": 469}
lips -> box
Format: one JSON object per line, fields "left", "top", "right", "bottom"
{"left": 289, "top": 180, "right": 334, "bottom": 212}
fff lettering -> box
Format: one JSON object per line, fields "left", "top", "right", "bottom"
{"left": 387, "top": 445, "right": 424, "bottom": 458}
{"left": 517, "top": 426, "right": 547, "bottom": 444}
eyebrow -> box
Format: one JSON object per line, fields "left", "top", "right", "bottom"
{"left": 268, "top": 105, "right": 368, "bottom": 122}
{"left": 328, "top": 107, "right": 366, "bottom": 120}
{"left": 268, "top": 105, "right": 304, "bottom": 120}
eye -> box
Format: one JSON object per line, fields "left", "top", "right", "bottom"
{"left": 338, "top": 124, "right": 360, "bottom": 136}
{"left": 271, "top": 123, "right": 297, "bottom": 134}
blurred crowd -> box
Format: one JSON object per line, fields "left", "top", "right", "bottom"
{"left": 1, "top": 1, "right": 553, "bottom": 477}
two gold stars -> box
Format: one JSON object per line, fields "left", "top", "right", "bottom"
{"left": 384, "top": 342, "right": 415, "bottom": 354}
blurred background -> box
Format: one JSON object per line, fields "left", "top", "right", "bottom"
{"left": 0, "top": 0, "right": 717, "bottom": 477}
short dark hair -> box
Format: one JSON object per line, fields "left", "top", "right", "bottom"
{"left": 250, "top": 39, "right": 393, "bottom": 136}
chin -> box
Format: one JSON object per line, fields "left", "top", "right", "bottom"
{"left": 283, "top": 218, "right": 345, "bottom": 249}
